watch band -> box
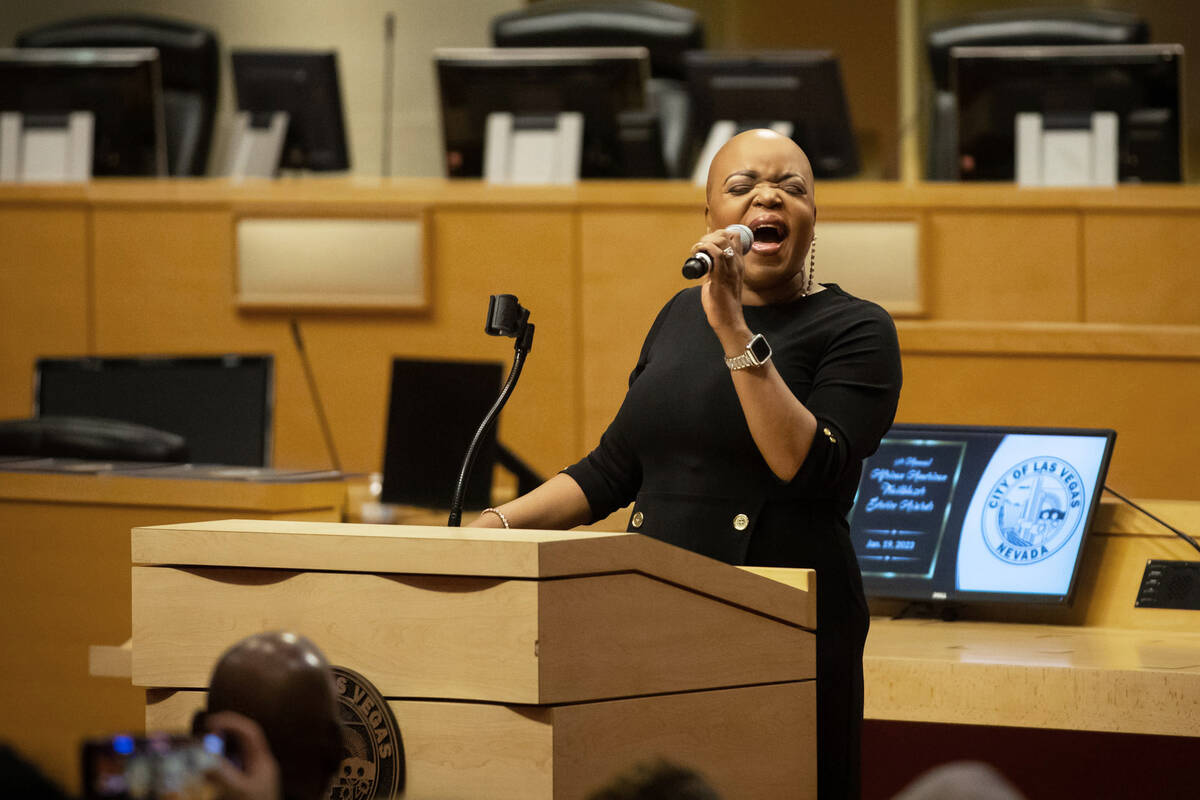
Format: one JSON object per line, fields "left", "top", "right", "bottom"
{"left": 725, "top": 333, "right": 772, "bottom": 370}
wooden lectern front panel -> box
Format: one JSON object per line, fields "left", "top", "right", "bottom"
{"left": 132, "top": 566, "right": 542, "bottom": 701}
{"left": 132, "top": 565, "right": 813, "bottom": 705}
{"left": 147, "top": 682, "right": 815, "bottom": 799}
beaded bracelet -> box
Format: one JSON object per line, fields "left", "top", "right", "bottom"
{"left": 481, "top": 507, "right": 510, "bottom": 529}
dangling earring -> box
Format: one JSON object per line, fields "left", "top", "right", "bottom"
{"left": 805, "top": 233, "right": 817, "bottom": 297}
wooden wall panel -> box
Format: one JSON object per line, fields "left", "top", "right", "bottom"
{"left": 1084, "top": 213, "right": 1200, "bottom": 325}
{"left": 84, "top": 206, "right": 581, "bottom": 476}
{"left": 428, "top": 209, "right": 580, "bottom": 476}
{"left": 579, "top": 208, "right": 700, "bottom": 448}
{"left": 0, "top": 206, "right": 89, "bottom": 416}
{"left": 88, "top": 208, "right": 330, "bottom": 467}
{"left": 928, "top": 212, "right": 1081, "bottom": 321}
{"left": 896, "top": 352, "right": 1200, "bottom": 500}
{"left": 91, "top": 209, "right": 244, "bottom": 352}
{"left": 3, "top": 181, "right": 1199, "bottom": 502}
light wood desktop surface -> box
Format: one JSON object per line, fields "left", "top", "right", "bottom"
{"left": 864, "top": 498, "right": 1200, "bottom": 739}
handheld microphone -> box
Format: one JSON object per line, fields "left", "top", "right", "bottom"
{"left": 682, "top": 224, "right": 753, "bottom": 279}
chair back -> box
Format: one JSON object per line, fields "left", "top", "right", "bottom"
{"left": 492, "top": 1, "right": 704, "bottom": 177}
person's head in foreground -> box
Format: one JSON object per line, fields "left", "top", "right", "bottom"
{"left": 198, "top": 630, "right": 345, "bottom": 800}
{"left": 704, "top": 128, "right": 818, "bottom": 305}
{"left": 587, "top": 759, "right": 723, "bottom": 800}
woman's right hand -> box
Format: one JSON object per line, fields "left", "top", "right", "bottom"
{"left": 693, "top": 229, "right": 753, "bottom": 351}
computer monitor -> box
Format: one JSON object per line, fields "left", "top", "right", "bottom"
{"left": 849, "top": 424, "right": 1116, "bottom": 607}
{"left": 684, "top": 50, "right": 860, "bottom": 179}
{"left": 0, "top": 47, "right": 166, "bottom": 176}
{"left": 380, "top": 358, "right": 505, "bottom": 510}
{"left": 434, "top": 47, "right": 651, "bottom": 178}
{"left": 230, "top": 50, "right": 350, "bottom": 171}
{"left": 34, "top": 355, "right": 274, "bottom": 467}
{"left": 953, "top": 44, "right": 1184, "bottom": 182}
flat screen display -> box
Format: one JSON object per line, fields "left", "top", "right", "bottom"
{"left": 380, "top": 358, "right": 505, "bottom": 510}
{"left": 0, "top": 47, "right": 167, "bottom": 176}
{"left": 35, "top": 355, "right": 273, "bottom": 467}
{"left": 434, "top": 47, "right": 649, "bottom": 178}
{"left": 849, "top": 424, "right": 1116, "bottom": 605}
{"left": 953, "top": 44, "right": 1183, "bottom": 182}
{"left": 231, "top": 49, "right": 350, "bottom": 171}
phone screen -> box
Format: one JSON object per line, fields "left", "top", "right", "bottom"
{"left": 81, "top": 732, "right": 225, "bottom": 799}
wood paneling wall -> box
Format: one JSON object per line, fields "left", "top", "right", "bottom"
{"left": 1, "top": 179, "right": 1197, "bottom": 500}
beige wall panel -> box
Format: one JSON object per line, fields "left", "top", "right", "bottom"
{"left": 579, "top": 208, "right": 702, "bottom": 449}
{"left": 896, "top": 353, "right": 1200, "bottom": 500}
{"left": 1084, "top": 213, "right": 1200, "bottom": 325}
{"left": 0, "top": 207, "right": 89, "bottom": 417}
{"left": 927, "top": 212, "right": 1081, "bottom": 320}
{"left": 236, "top": 217, "right": 426, "bottom": 309}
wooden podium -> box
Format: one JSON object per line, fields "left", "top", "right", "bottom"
{"left": 129, "top": 519, "right": 817, "bottom": 799}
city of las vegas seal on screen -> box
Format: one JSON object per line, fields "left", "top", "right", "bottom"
{"left": 328, "top": 666, "right": 404, "bottom": 800}
{"left": 982, "top": 456, "right": 1086, "bottom": 565}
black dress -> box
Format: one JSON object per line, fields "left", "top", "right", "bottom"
{"left": 564, "top": 284, "right": 902, "bottom": 800}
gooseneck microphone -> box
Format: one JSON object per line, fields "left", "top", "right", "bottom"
{"left": 447, "top": 295, "right": 535, "bottom": 527}
{"left": 681, "top": 224, "right": 753, "bottom": 279}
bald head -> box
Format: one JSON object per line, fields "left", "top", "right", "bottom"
{"left": 207, "top": 631, "right": 344, "bottom": 800}
{"left": 705, "top": 129, "right": 814, "bottom": 202}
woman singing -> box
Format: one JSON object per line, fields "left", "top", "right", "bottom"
{"left": 471, "top": 129, "right": 903, "bottom": 799}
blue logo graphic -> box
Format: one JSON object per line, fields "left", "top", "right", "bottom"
{"left": 982, "top": 456, "right": 1085, "bottom": 564}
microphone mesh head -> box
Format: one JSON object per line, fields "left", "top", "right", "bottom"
{"left": 728, "top": 224, "right": 753, "bottom": 254}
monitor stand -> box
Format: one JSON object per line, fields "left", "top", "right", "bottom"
{"left": 0, "top": 111, "right": 92, "bottom": 182}
{"left": 691, "top": 120, "right": 795, "bottom": 185}
{"left": 224, "top": 111, "right": 288, "bottom": 178}
{"left": 1015, "top": 111, "right": 1118, "bottom": 187}
{"left": 893, "top": 601, "right": 963, "bottom": 622}
{"left": 484, "top": 111, "right": 583, "bottom": 185}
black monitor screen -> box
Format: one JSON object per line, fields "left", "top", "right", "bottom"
{"left": 35, "top": 355, "right": 273, "bottom": 467}
{"left": 954, "top": 44, "right": 1183, "bottom": 182}
{"left": 434, "top": 47, "right": 649, "bottom": 178}
{"left": 231, "top": 50, "right": 350, "bottom": 171}
{"left": 381, "top": 358, "right": 505, "bottom": 510}
{"left": 684, "top": 50, "right": 860, "bottom": 179}
{"left": 0, "top": 47, "right": 166, "bottom": 176}
{"left": 850, "top": 424, "right": 1116, "bottom": 606}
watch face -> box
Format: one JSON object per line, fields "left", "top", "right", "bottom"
{"left": 749, "top": 334, "right": 772, "bottom": 363}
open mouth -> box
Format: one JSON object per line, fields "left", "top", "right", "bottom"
{"left": 749, "top": 218, "right": 789, "bottom": 253}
